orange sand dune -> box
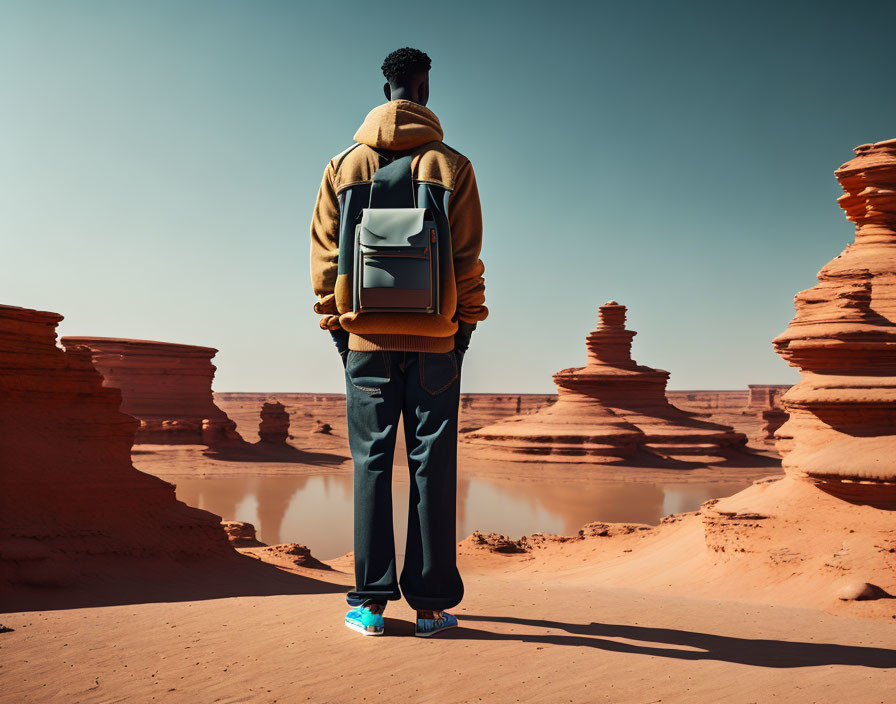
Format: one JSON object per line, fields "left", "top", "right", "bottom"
{"left": 458, "top": 477, "right": 895, "bottom": 618}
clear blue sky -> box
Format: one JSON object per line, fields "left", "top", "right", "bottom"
{"left": 3, "top": 0, "right": 894, "bottom": 392}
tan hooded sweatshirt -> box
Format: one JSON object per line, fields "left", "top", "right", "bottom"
{"left": 310, "top": 100, "right": 487, "bottom": 352}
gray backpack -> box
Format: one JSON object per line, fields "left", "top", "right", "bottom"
{"left": 352, "top": 155, "right": 440, "bottom": 313}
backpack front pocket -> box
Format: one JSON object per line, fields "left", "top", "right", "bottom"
{"left": 358, "top": 247, "right": 434, "bottom": 311}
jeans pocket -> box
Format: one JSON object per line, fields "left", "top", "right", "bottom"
{"left": 346, "top": 350, "right": 390, "bottom": 393}
{"left": 419, "top": 351, "right": 459, "bottom": 395}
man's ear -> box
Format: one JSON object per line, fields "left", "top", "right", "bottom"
{"left": 383, "top": 82, "right": 391, "bottom": 101}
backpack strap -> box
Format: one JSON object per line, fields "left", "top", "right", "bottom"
{"left": 368, "top": 154, "right": 417, "bottom": 209}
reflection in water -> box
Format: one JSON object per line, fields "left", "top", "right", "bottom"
{"left": 172, "top": 474, "right": 750, "bottom": 560}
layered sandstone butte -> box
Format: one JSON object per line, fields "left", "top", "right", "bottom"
{"left": 746, "top": 384, "right": 791, "bottom": 410}
{"left": 773, "top": 138, "right": 896, "bottom": 508}
{"left": 464, "top": 302, "right": 747, "bottom": 463}
{"left": 760, "top": 408, "right": 789, "bottom": 445}
{"left": 745, "top": 384, "right": 791, "bottom": 444}
{"left": 0, "top": 305, "right": 232, "bottom": 587}
{"left": 60, "top": 336, "right": 242, "bottom": 446}
{"left": 258, "top": 401, "right": 290, "bottom": 444}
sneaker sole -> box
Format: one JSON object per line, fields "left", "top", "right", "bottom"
{"left": 345, "top": 620, "right": 384, "bottom": 637}
{"left": 414, "top": 623, "right": 457, "bottom": 638}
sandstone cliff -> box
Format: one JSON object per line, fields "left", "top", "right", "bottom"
{"left": 1, "top": 305, "right": 233, "bottom": 589}
{"left": 59, "top": 336, "right": 243, "bottom": 446}
{"left": 773, "top": 138, "right": 896, "bottom": 508}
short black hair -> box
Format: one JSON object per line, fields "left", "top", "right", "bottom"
{"left": 381, "top": 48, "right": 431, "bottom": 84}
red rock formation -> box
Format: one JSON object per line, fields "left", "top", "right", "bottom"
{"left": 464, "top": 302, "right": 747, "bottom": 463}
{"left": 773, "top": 138, "right": 896, "bottom": 508}
{"left": 221, "top": 521, "right": 265, "bottom": 547}
{"left": 464, "top": 398, "right": 644, "bottom": 463}
{"left": 258, "top": 401, "right": 290, "bottom": 444}
{"left": 759, "top": 408, "right": 789, "bottom": 444}
{"left": 745, "top": 384, "right": 791, "bottom": 444}
{"left": 60, "top": 336, "right": 242, "bottom": 446}
{"left": 0, "top": 305, "right": 232, "bottom": 587}
{"left": 746, "top": 384, "right": 791, "bottom": 410}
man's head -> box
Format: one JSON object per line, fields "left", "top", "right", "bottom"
{"left": 381, "top": 48, "right": 431, "bottom": 106}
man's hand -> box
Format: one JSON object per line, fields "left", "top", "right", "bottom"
{"left": 330, "top": 328, "right": 350, "bottom": 367}
{"left": 454, "top": 320, "right": 476, "bottom": 355}
{"left": 319, "top": 314, "right": 342, "bottom": 331}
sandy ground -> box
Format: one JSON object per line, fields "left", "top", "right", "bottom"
{"left": 3, "top": 571, "right": 894, "bottom": 704}
{"left": 3, "top": 477, "right": 894, "bottom": 703}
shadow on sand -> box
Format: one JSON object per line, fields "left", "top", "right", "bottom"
{"left": 452, "top": 615, "right": 896, "bottom": 668}
{"left": 203, "top": 441, "right": 348, "bottom": 466}
{"left": 622, "top": 447, "right": 783, "bottom": 471}
{"left": 2, "top": 552, "right": 350, "bottom": 614}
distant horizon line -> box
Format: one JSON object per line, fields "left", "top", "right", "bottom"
{"left": 211, "top": 387, "right": 784, "bottom": 395}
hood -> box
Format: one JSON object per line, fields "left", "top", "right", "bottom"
{"left": 354, "top": 100, "right": 443, "bottom": 151}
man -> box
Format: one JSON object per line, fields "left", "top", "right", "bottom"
{"left": 310, "top": 48, "right": 487, "bottom": 637}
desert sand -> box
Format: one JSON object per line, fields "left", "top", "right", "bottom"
{"left": 3, "top": 474, "right": 894, "bottom": 703}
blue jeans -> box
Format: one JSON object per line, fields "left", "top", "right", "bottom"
{"left": 344, "top": 349, "right": 464, "bottom": 611}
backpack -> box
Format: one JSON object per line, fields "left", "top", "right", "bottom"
{"left": 352, "top": 154, "right": 440, "bottom": 314}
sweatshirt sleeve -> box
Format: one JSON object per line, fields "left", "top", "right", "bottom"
{"left": 309, "top": 160, "right": 341, "bottom": 327}
{"left": 449, "top": 161, "right": 488, "bottom": 324}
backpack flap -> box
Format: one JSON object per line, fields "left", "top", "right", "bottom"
{"left": 358, "top": 208, "right": 429, "bottom": 248}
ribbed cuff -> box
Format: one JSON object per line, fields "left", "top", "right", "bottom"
{"left": 348, "top": 332, "right": 455, "bottom": 353}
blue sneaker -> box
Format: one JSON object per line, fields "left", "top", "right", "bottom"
{"left": 415, "top": 611, "right": 458, "bottom": 638}
{"left": 345, "top": 601, "right": 385, "bottom": 636}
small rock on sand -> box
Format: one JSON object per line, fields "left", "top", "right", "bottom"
{"left": 221, "top": 521, "right": 265, "bottom": 548}
{"left": 837, "top": 581, "right": 893, "bottom": 601}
